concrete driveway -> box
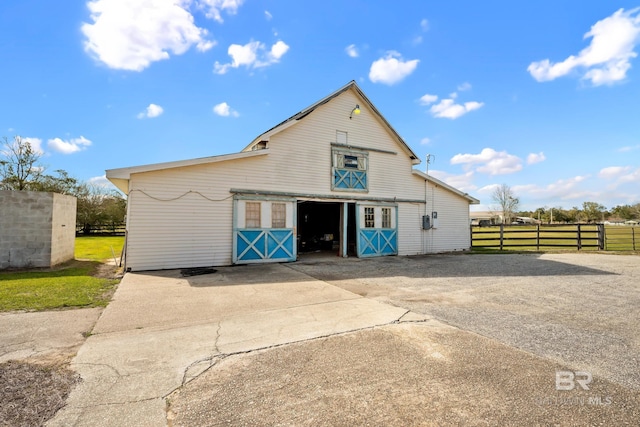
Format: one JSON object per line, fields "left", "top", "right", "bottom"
{"left": 165, "top": 253, "right": 640, "bottom": 426}
{"left": 47, "top": 263, "right": 409, "bottom": 427}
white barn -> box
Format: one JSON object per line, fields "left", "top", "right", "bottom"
{"left": 107, "top": 81, "right": 479, "bottom": 271}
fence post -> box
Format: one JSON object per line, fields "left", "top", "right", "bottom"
{"left": 577, "top": 224, "right": 582, "bottom": 250}
{"left": 633, "top": 227, "right": 636, "bottom": 251}
{"left": 470, "top": 225, "right": 473, "bottom": 249}
{"left": 598, "top": 224, "right": 605, "bottom": 250}
{"left": 536, "top": 224, "right": 540, "bottom": 251}
{"left": 499, "top": 224, "right": 504, "bottom": 251}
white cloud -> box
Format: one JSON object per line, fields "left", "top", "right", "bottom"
{"left": 451, "top": 148, "right": 522, "bottom": 175}
{"left": 457, "top": 82, "right": 472, "bottom": 91}
{"left": 197, "top": 0, "right": 244, "bottom": 23}
{"left": 214, "top": 40, "right": 289, "bottom": 74}
{"left": 512, "top": 176, "right": 591, "bottom": 201}
{"left": 429, "top": 98, "right": 484, "bottom": 119}
{"left": 420, "top": 137, "right": 431, "bottom": 145}
{"left": 345, "top": 44, "right": 359, "bottom": 58}
{"left": 617, "top": 144, "right": 640, "bottom": 152}
{"left": 419, "top": 93, "right": 438, "bottom": 105}
{"left": 264, "top": 10, "right": 272, "bottom": 20}
{"left": 369, "top": 51, "right": 419, "bottom": 85}
{"left": 420, "top": 19, "right": 429, "bottom": 32}
{"left": 82, "top": 0, "right": 217, "bottom": 72}
{"left": 137, "top": 103, "right": 164, "bottom": 119}
{"left": 616, "top": 167, "right": 640, "bottom": 184}
{"left": 599, "top": 166, "right": 632, "bottom": 179}
{"left": 47, "top": 136, "right": 92, "bottom": 154}
{"left": 528, "top": 8, "right": 640, "bottom": 86}
{"left": 527, "top": 152, "right": 546, "bottom": 164}
{"left": 268, "top": 40, "right": 289, "bottom": 61}
{"left": 429, "top": 170, "right": 477, "bottom": 192}
{"left": 213, "top": 102, "right": 239, "bottom": 117}
{"left": 22, "top": 137, "right": 44, "bottom": 155}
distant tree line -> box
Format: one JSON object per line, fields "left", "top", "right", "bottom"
{"left": 1, "top": 136, "right": 126, "bottom": 233}
{"left": 517, "top": 202, "right": 640, "bottom": 224}
{"left": 491, "top": 183, "right": 639, "bottom": 224}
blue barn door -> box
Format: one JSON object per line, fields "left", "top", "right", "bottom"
{"left": 356, "top": 204, "right": 398, "bottom": 258}
{"left": 233, "top": 197, "right": 296, "bottom": 264}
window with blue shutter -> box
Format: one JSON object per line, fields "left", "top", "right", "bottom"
{"left": 332, "top": 148, "right": 368, "bottom": 192}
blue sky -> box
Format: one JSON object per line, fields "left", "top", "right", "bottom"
{"left": 1, "top": 1, "right": 639, "bottom": 211}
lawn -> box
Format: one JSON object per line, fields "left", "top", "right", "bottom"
{"left": 0, "top": 236, "right": 124, "bottom": 312}
{"left": 75, "top": 235, "right": 125, "bottom": 261}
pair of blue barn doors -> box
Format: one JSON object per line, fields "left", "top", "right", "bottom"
{"left": 232, "top": 198, "right": 397, "bottom": 264}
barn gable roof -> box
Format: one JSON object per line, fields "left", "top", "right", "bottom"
{"left": 243, "top": 80, "right": 421, "bottom": 164}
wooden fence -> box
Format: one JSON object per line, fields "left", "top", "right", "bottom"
{"left": 471, "top": 224, "right": 605, "bottom": 251}
{"left": 76, "top": 223, "right": 126, "bottom": 236}
{"left": 604, "top": 226, "right": 638, "bottom": 251}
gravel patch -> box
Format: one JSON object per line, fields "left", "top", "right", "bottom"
{"left": 0, "top": 360, "right": 80, "bottom": 427}
{"left": 290, "top": 253, "right": 640, "bottom": 391}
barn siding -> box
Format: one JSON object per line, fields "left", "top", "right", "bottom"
{"left": 121, "top": 87, "right": 474, "bottom": 271}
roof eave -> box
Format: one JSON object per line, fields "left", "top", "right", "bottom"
{"left": 105, "top": 149, "right": 270, "bottom": 194}
{"left": 412, "top": 170, "right": 480, "bottom": 204}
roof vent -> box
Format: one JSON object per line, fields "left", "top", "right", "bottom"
{"left": 252, "top": 141, "right": 268, "bottom": 151}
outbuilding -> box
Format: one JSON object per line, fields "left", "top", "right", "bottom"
{"left": 107, "top": 81, "right": 479, "bottom": 271}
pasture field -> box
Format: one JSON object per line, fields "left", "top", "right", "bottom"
{"left": 471, "top": 225, "right": 638, "bottom": 252}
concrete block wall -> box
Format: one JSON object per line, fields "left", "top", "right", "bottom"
{"left": 0, "top": 191, "right": 77, "bottom": 269}
{"left": 51, "top": 193, "right": 77, "bottom": 266}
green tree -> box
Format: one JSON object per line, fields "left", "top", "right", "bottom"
{"left": 76, "top": 183, "right": 126, "bottom": 234}
{"left": 491, "top": 184, "right": 520, "bottom": 223}
{"left": 582, "top": 201, "right": 607, "bottom": 223}
{"left": 610, "top": 204, "right": 639, "bottom": 221}
{"left": 0, "top": 136, "right": 43, "bottom": 190}
{"left": 2, "top": 135, "right": 126, "bottom": 233}
{"left": 29, "top": 169, "right": 79, "bottom": 195}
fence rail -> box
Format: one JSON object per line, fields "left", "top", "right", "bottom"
{"left": 471, "top": 224, "right": 605, "bottom": 251}
{"left": 604, "top": 226, "right": 638, "bottom": 251}
{"left": 76, "top": 223, "right": 125, "bottom": 236}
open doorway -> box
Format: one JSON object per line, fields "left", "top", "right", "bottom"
{"left": 297, "top": 201, "right": 357, "bottom": 256}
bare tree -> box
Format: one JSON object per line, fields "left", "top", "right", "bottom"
{"left": 0, "top": 136, "right": 43, "bottom": 190}
{"left": 491, "top": 184, "right": 519, "bottom": 224}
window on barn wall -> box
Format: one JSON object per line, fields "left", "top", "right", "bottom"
{"left": 364, "top": 207, "right": 375, "bottom": 228}
{"left": 272, "top": 203, "right": 286, "bottom": 228}
{"left": 246, "top": 202, "right": 261, "bottom": 228}
{"left": 381, "top": 207, "right": 391, "bottom": 228}
{"left": 332, "top": 147, "right": 368, "bottom": 191}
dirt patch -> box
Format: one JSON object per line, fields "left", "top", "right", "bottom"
{"left": 167, "top": 324, "right": 639, "bottom": 426}
{"left": 0, "top": 359, "right": 80, "bottom": 427}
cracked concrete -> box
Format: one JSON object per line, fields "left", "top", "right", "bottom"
{"left": 0, "top": 307, "right": 103, "bottom": 363}
{"left": 47, "top": 263, "right": 410, "bottom": 427}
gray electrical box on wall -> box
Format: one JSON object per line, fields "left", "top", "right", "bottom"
{"left": 422, "top": 215, "right": 431, "bottom": 230}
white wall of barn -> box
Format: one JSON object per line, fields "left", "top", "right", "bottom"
{"left": 123, "top": 88, "right": 472, "bottom": 270}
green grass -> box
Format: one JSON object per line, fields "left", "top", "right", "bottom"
{"left": 0, "top": 236, "right": 125, "bottom": 312}
{"left": 0, "top": 261, "right": 118, "bottom": 311}
{"left": 75, "top": 236, "right": 125, "bottom": 261}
